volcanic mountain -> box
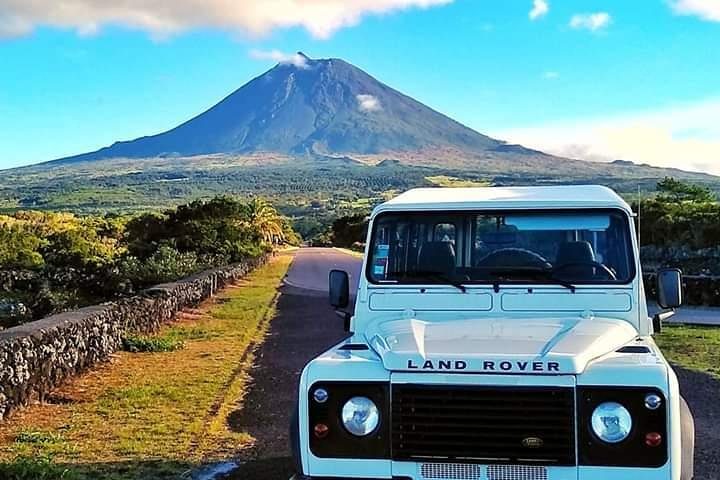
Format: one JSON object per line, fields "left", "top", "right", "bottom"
{"left": 57, "top": 53, "right": 524, "bottom": 162}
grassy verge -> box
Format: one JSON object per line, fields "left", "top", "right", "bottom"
{"left": 656, "top": 324, "right": 720, "bottom": 378}
{"left": 0, "top": 255, "right": 293, "bottom": 480}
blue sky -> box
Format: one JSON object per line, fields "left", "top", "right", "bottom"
{"left": 1, "top": 0, "right": 719, "bottom": 172}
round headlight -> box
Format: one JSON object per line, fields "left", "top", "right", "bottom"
{"left": 341, "top": 396, "right": 380, "bottom": 436}
{"left": 591, "top": 402, "right": 633, "bottom": 443}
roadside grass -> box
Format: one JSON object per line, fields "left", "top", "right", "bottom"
{"left": 121, "top": 334, "right": 184, "bottom": 353}
{"left": 656, "top": 324, "right": 720, "bottom": 378}
{"left": 0, "top": 255, "right": 293, "bottom": 480}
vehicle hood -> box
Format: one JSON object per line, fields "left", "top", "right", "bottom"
{"left": 364, "top": 316, "right": 638, "bottom": 375}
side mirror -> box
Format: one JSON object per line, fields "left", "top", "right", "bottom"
{"left": 329, "top": 269, "right": 350, "bottom": 309}
{"left": 657, "top": 268, "right": 683, "bottom": 310}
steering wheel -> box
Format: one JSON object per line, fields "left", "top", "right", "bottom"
{"left": 553, "top": 261, "right": 617, "bottom": 280}
{"left": 476, "top": 248, "right": 552, "bottom": 270}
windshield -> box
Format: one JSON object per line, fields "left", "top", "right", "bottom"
{"left": 367, "top": 210, "right": 635, "bottom": 285}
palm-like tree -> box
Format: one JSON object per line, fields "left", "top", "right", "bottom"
{"left": 244, "top": 198, "right": 285, "bottom": 245}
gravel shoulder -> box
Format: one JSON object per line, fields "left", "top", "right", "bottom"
{"left": 675, "top": 367, "right": 720, "bottom": 479}
{"left": 224, "top": 284, "right": 349, "bottom": 479}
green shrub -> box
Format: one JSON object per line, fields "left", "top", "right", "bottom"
{"left": 118, "top": 246, "right": 202, "bottom": 287}
{"left": 122, "top": 334, "right": 184, "bottom": 353}
{"left": 0, "top": 455, "right": 78, "bottom": 480}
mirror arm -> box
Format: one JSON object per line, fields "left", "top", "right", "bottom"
{"left": 335, "top": 310, "right": 352, "bottom": 332}
{"left": 652, "top": 309, "right": 676, "bottom": 333}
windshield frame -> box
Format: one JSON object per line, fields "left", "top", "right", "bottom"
{"left": 364, "top": 208, "right": 637, "bottom": 288}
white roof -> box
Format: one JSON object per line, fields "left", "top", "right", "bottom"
{"left": 375, "top": 185, "right": 632, "bottom": 214}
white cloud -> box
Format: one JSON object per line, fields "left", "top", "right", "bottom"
{"left": 494, "top": 98, "right": 720, "bottom": 176}
{"left": 0, "top": 13, "right": 31, "bottom": 37}
{"left": 0, "top": 0, "right": 453, "bottom": 40}
{"left": 249, "top": 49, "right": 309, "bottom": 68}
{"left": 529, "top": 0, "right": 549, "bottom": 20}
{"left": 542, "top": 71, "right": 560, "bottom": 80}
{"left": 357, "top": 94, "right": 382, "bottom": 112}
{"left": 670, "top": 0, "right": 720, "bottom": 21}
{"left": 569, "top": 12, "right": 611, "bottom": 31}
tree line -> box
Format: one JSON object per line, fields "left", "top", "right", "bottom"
{"left": 0, "top": 197, "right": 298, "bottom": 327}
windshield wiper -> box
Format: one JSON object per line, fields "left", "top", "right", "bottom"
{"left": 488, "top": 267, "right": 577, "bottom": 293}
{"left": 387, "top": 270, "right": 467, "bottom": 293}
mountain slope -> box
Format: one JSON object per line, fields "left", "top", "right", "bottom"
{"left": 58, "top": 53, "right": 510, "bottom": 162}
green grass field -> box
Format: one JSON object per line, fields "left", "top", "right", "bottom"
{"left": 657, "top": 324, "right": 720, "bottom": 378}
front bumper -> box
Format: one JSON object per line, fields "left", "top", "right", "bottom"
{"left": 295, "top": 462, "right": 674, "bottom": 480}
{"left": 291, "top": 476, "right": 410, "bottom": 480}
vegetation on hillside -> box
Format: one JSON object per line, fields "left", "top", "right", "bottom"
{"left": 0, "top": 197, "right": 296, "bottom": 328}
{"left": 1, "top": 154, "right": 717, "bottom": 243}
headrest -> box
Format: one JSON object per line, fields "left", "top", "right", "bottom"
{"left": 556, "top": 241, "right": 595, "bottom": 266}
{"left": 417, "top": 241, "right": 456, "bottom": 272}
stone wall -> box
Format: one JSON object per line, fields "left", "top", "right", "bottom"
{"left": 644, "top": 273, "right": 720, "bottom": 306}
{"left": 0, "top": 256, "right": 265, "bottom": 421}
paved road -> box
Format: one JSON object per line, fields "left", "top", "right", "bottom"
{"left": 224, "top": 249, "right": 360, "bottom": 479}
{"left": 648, "top": 304, "right": 720, "bottom": 326}
{"left": 223, "top": 248, "right": 717, "bottom": 479}
{"left": 283, "top": 248, "right": 361, "bottom": 295}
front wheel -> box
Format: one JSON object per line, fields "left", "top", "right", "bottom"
{"left": 681, "top": 395, "right": 695, "bottom": 480}
{"left": 290, "top": 403, "right": 303, "bottom": 475}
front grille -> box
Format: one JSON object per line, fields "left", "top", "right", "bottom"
{"left": 391, "top": 385, "right": 575, "bottom": 465}
{"left": 419, "top": 463, "right": 548, "bottom": 480}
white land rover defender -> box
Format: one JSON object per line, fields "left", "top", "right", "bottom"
{"left": 291, "top": 186, "right": 695, "bottom": 480}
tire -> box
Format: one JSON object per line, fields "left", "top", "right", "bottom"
{"left": 290, "top": 402, "right": 303, "bottom": 475}
{"left": 680, "top": 396, "right": 695, "bottom": 480}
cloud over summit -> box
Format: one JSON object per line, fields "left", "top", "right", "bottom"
{"left": 0, "top": 0, "right": 453, "bottom": 39}
{"left": 357, "top": 94, "right": 382, "bottom": 112}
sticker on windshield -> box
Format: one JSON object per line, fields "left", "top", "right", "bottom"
{"left": 374, "top": 245, "right": 390, "bottom": 278}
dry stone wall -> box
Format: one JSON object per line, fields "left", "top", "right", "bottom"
{"left": 0, "top": 257, "right": 265, "bottom": 421}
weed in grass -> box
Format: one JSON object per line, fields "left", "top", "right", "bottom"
{"left": 121, "top": 334, "right": 184, "bottom": 353}
{"left": 14, "top": 431, "right": 65, "bottom": 445}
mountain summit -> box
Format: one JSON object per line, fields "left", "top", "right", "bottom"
{"left": 58, "top": 54, "right": 506, "bottom": 162}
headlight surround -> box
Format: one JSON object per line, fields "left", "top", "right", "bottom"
{"left": 341, "top": 396, "right": 380, "bottom": 436}
{"left": 590, "top": 401, "right": 633, "bottom": 443}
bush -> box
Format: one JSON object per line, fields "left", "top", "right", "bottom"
{"left": 118, "top": 246, "right": 203, "bottom": 287}
{"left": 330, "top": 214, "right": 368, "bottom": 247}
